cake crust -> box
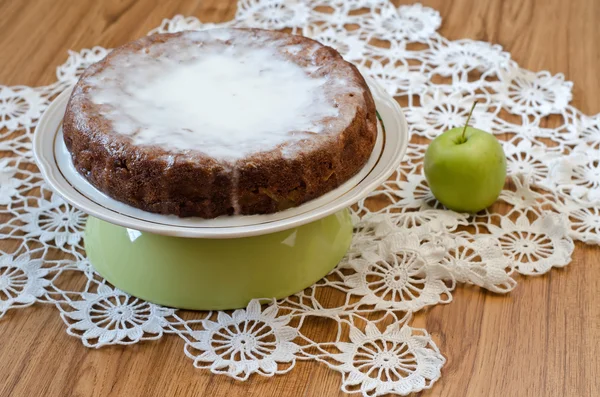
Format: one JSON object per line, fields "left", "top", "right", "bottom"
{"left": 63, "top": 29, "right": 377, "bottom": 218}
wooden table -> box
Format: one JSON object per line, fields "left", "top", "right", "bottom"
{"left": 1, "top": 0, "right": 598, "bottom": 396}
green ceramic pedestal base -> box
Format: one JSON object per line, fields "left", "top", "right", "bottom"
{"left": 84, "top": 210, "right": 353, "bottom": 310}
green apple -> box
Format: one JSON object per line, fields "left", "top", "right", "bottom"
{"left": 424, "top": 104, "right": 506, "bottom": 213}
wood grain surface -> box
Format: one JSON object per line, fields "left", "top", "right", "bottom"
{"left": 0, "top": 0, "right": 599, "bottom": 396}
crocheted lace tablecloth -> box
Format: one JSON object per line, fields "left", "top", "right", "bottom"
{"left": 1, "top": 1, "right": 598, "bottom": 395}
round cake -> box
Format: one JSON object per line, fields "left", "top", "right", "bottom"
{"left": 63, "top": 28, "right": 377, "bottom": 218}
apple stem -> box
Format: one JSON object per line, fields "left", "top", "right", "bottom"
{"left": 461, "top": 101, "right": 478, "bottom": 142}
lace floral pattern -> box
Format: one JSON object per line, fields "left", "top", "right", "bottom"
{"left": 340, "top": 233, "right": 454, "bottom": 312}
{"left": 0, "top": 1, "right": 596, "bottom": 395}
{"left": 21, "top": 193, "right": 86, "bottom": 248}
{"left": 185, "top": 300, "right": 298, "bottom": 380}
{"left": 60, "top": 284, "right": 174, "bottom": 347}
{"left": 331, "top": 324, "right": 444, "bottom": 396}
{"left": 0, "top": 254, "right": 50, "bottom": 316}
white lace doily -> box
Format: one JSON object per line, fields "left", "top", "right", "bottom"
{"left": 1, "top": 1, "right": 597, "bottom": 395}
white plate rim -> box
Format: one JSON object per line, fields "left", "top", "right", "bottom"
{"left": 33, "top": 77, "right": 408, "bottom": 238}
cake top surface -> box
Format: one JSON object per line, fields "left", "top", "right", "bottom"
{"left": 77, "top": 29, "right": 367, "bottom": 161}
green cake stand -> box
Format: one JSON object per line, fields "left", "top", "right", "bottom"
{"left": 84, "top": 210, "right": 352, "bottom": 310}
{"left": 33, "top": 77, "right": 408, "bottom": 310}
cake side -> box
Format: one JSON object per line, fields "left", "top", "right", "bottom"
{"left": 63, "top": 29, "right": 377, "bottom": 218}
{"left": 235, "top": 59, "right": 377, "bottom": 214}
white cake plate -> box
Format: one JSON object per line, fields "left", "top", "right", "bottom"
{"left": 33, "top": 77, "right": 408, "bottom": 239}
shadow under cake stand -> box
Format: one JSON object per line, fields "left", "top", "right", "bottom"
{"left": 33, "top": 78, "right": 408, "bottom": 310}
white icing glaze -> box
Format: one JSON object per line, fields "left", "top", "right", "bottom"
{"left": 86, "top": 30, "right": 353, "bottom": 161}
{"left": 284, "top": 44, "right": 303, "bottom": 55}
